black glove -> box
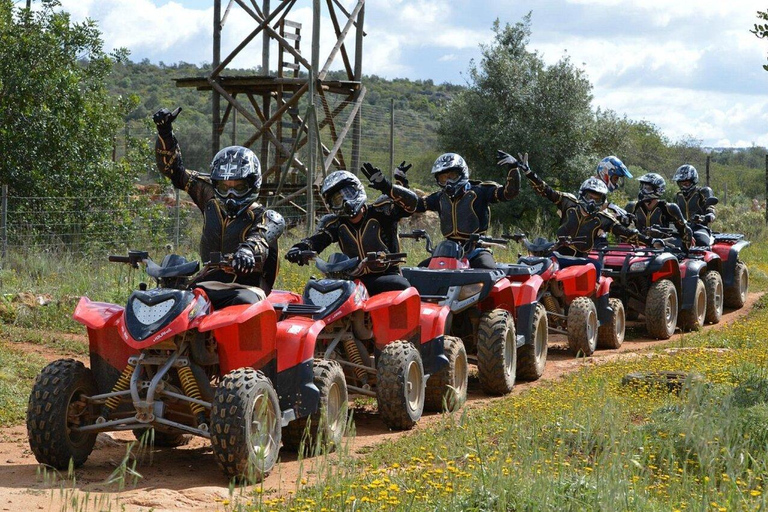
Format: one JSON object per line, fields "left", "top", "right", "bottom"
{"left": 496, "top": 150, "right": 519, "bottom": 169}
{"left": 394, "top": 161, "right": 412, "bottom": 188}
{"left": 232, "top": 245, "right": 257, "bottom": 273}
{"left": 361, "top": 162, "right": 391, "bottom": 192}
{"left": 516, "top": 152, "right": 532, "bottom": 176}
{"left": 620, "top": 213, "right": 635, "bottom": 227}
{"left": 285, "top": 242, "right": 310, "bottom": 265}
{"left": 651, "top": 238, "right": 665, "bottom": 250}
{"left": 153, "top": 107, "right": 182, "bottom": 139}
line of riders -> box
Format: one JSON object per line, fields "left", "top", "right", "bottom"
{"left": 25, "top": 107, "right": 750, "bottom": 484}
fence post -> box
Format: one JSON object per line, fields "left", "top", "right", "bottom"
{"left": 705, "top": 155, "right": 710, "bottom": 187}
{"left": 1, "top": 185, "right": 6, "bottom": 262}
{"left": 389, "top": 98, "right": 395, "bottom": 180}
{"left": 724, "top": 183, "right": 728, "bottom": 206}
{"left": 174, "top": 189, "right": 180, "bottom": 250}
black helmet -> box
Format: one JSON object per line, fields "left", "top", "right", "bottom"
{"left": 210, "top": 146, "right": 262, "bottom": 219}
{"left": 578, "top": 177, "right": 609, "bottom": 211}
{"left": 431, "top": 153, "right": 469, "bottom": 198}
{"left": 321, "top": 170, "right": 367, "bottom": 217}
{"left": 673, "top": 164, "right": 699, "bottom": 194}
{"left": 637, "top": 173, "right": 666, "bottom": 201}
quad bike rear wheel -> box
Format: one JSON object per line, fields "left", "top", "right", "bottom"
{"left": 678, "top": 278, "right": 706, "bottom": 332}
{"left": 27, "top": 359, "right": 98, "bottom": 469}
{"left": 282, "top": 359, "right": 348, "bottom": 453}
{"left": 477, "top": 309, "right": 517, "bottom": 395}
{"left": 567, "top": 297, "right": 598, "bottom": 356}
{"left": 211, "top": 368, "right": 281, "bottom": 483}
{"left": 645, "top": 279, "right": 678, "bottom": 339}
{"left": 377, "top": 340, "right": 425, "bottom": 430}
{"left": 517, "top": 303, "right": 548, "bottom": 380}
{"left": 597, "top": 298, "right": 626, "bottom": 350}
{"left": 425, "top": 336, "right": 468, "bottom": 412}
{"left": 724, "top": 261, "right": 749, "bottom": 309}
{"left": 703, "top": 270, "right": 724, "bottom": 324}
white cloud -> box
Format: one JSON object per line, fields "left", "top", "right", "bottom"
{"left": 439, "top": 54, "right": 457, "bottom": 62}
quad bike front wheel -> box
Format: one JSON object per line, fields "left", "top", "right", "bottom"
{"left": 377, "top": 340, "right": 425, "bottom": 430}
{"left": 646, "top": 279, "right": 678, "bottom": 339}
{"left": 724, "top": 261, "right": 749, "bottom": 309}
{"left": 678, "top": 278, "right": 705, "bottom": 332}
{"left": 477, "top": 309, "right": 517, "bottom": 395}
{"left": 703, "top": 270, "right": 724, "bottom": 324}
{"left": 282, "top": 359, "right": 348, "bottom": 453}
{"left": 567, "top": 297, "right": 598, "bottom": 356}
{"left": 517, "top": 303, "right": 548, "bottom": 380}
{"left": 425, "top": 336, "right": 468, "bottom": 412}
{"left": 27, "top": 359, "right": 98, "bottom": 469}
{"left": 597, "top": 298, "right": 626, "bottom": 350}
{"left": 211, "top": 368, "right": 281, "bottom": 483}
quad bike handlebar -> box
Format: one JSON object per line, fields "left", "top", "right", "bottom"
{"left": 307, "top": 250, "right": 407, "bottom": 279}
{"left": 399, "top": 230, "right": 507, "bottom": 254}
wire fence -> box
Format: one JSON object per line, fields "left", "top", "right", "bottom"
{"left": 0, "top": 101, "right": 440, "bottom": 257}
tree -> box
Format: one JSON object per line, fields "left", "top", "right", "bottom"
{"left": 0, "top": 0, "right": 134, "bottom": 198}
{"left": 752, "top": 10, "right": 768, "bottom": 71}
{"left": 436, "top": 15, "right": 601, "bottom": 228}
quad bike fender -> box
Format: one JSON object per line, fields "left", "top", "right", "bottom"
{"left": 649, "top": 255, "right": 680, "bottom": 284}
{"left": 556, "top": 264, "right": 597, "bottom": 302}
{"left": 480, "top": 278, "right": 516, "bottom": 314}
{"left": 274, "top": 316, "right": 324, "bottom": 372}
{"left": 266, "top": 289, "right": 303, "bottom": 305}
{"left": 515, "top": 302, "right": 537, "bottom": 348}
{"left": 419, "top": 302, "right": 451, "bottom": 343}
{"left": 510, "top": 275, "right": 544, "bottom": 311}
{"left": 680, "top": 260, "right": 706, "bottom": 312}
{"left": 596, "top": 293, "right": 612, "bottom": 326}
{"left": 74, "top": 298, "right": 139, "bottom": 394}
{"left": 421, "top": 335, "right": 449, "bottom": 378}
{"left": 364, "top": 287, "right": 421, "bottom": 348}
{"left": 198, "top": 300, "right": 278, "bottom": 373}
{"left": 715, "top": 240, "right": 750, "bottom": 288}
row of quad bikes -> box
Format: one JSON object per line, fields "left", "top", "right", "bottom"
{"left": 26, "top": 223, "right": 750, "bottom": 483}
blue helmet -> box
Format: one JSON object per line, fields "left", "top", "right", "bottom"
{"left": 595, "top": 156, "right": 632, "bottom": 192}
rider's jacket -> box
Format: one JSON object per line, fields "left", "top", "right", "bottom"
{"left": 674, "top": 186, "right": 716, "bottom": 225}
{"left": 155, "top": 135, "right": 279, "bottom": 291}
{"left": 392, "top": 171, "right": 520, "bottom": 250}
{"left": 300, "top": 189, "right": 413, "bottom": 275}
{"left": 627, "top": 199, "right": 694, "bottom": 250}
{"left": 526, "top": 171, "right": 649, "bottom": 256}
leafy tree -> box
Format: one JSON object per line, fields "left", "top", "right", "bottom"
{"left": 436, "top": 15, "right": 600, "bottom": 228}
{"left": 752, "top": 9, "right": 768, "bottom": 71}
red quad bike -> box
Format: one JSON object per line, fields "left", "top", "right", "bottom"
{"left": 276, "top": 250, "right": 462, "bottom": 441}
{"left": 592, "top": 234, "right": 706, "bottom": 340}
{"left": 711, "top": 232, "right": 750, "bottom": 309}
{"left": 27, "top": 251, "right": 320, "bottom": 483}
{"left": 503, "top": 234, "right": 625, "bottom": 358}
{"left": 398, "top": 231, "right": 530, "bottom": 394}
{"left": 646, "top": 225, "right": 725, "bottom": 328}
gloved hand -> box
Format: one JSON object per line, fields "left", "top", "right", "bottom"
{"left": 394, "top": 161, "right": 412, "bottom": 188}
{"left": 516, "top": 152, "right": 532, "bottom": 176}
{"left": 651, "top": 238, "right": 665, "bottom": 250}
{"left": 361, "top": 162, "right": 392, "bottom": 192}
{"left": 496, "top": 150, "right": 519, "bottom": 169}
{"left": 620, "top": 213, "right": 635, "bottom": 227}
{"left": 691, "top": 214, "right": 705, "bottom": 224}
{"left": 232, "top": 245, "right": 257, "bottom": 273}
{"left": 285, "top": 242, "right": 311, "bottom": 265}
{"left": 153, "top": 107, "right": 182, "bottom": 139}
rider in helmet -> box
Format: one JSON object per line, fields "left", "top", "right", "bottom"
{"left": 376, "top": 151, "right": 521, "bottom": 269}
{"left": 153, "top": 107, "right": 284, "bottom": 308}
{"left": 595, "top": 155, "right": 634, "bottom": 226}
{"left": 517, "top": 153, "right": 654, "bottom": 257}
{"left": 284, "top": 167, "right": 415, "bottom": 296}
{"left": 673, "top": 164, "right": 717, "bottom": 245}
{"left": 627, "top": 173, "right": 694, "bottom": 250}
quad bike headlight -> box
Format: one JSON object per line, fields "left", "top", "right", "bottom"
{"left": 307, "top": 287, "right": 344, "bottom": 307}
{"left": 131, "top": 297, "right": 176, "bottom": 325}
{"left": 458, "top": 283, "right": 484, "bottom": 301}
{"left": 629, "top": 260, "right": 650, "bottom": 272}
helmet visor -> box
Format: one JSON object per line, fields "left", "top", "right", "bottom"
{"left": 640, "top": 183, "right": 656, "bottom": 195}
{"left": 584, "top": 190, "right": 605, "bottom": 204}
{"left": 327, "top": 186, "right": 359, "bottom": 210}
{"left": 436, "top": 170, "right": 461, "bottom": 187}
{"left": 214, "top": 179, "right": 251, "bottom": 197}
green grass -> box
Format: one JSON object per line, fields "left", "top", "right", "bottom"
{"left": 0, "top": 341, "right": 47, "bottom": 426}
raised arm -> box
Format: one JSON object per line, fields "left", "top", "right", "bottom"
{"left": 514, "top": 152, "right": 563, "bottom": 205}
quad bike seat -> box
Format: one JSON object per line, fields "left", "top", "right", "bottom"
{"left": 518, "top": 256, "right": 553, "bottom": 275}
{"left": 146, "top": 254, "right": 200, "bottom": 279}
{"left": 713, "top": 232, "right": 744, "bottom": 242}
{"left": 496, "top": 263, "right": 534, "bottom": 277}
{"left": 316, "top": 253, "right": 360, "bottom": 275}
{"left": 524, "top": 237, "right": 556, "bottom": 256}
{"left": 553, "top": 254, "right": 602, "bottom": 276}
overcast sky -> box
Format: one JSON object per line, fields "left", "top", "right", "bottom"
{"left": 18, "top": 0, "right": 768, "bottom": 147}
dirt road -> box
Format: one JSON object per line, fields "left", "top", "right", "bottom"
{"left": 0, "top": 292, "right": 761, "bottom": 512}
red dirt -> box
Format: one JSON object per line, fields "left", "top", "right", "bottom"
{"left": 0, "top": 292, "right": 761, "bottom": 512}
